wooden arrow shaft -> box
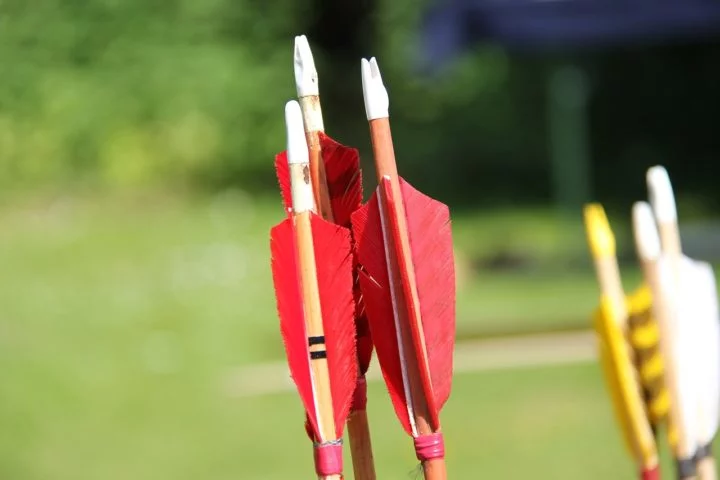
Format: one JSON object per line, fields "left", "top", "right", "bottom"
{"left": 368, "top": 118, "right": 446, "bottom": 479}
{"left": 376, "top": 186, "right": 433, "bottom": 434}
{"left": 369, "top": 119, "right": 431, "bottom": 378}
{"left": 592, "top": 256, "right": 627, "bottom": 325}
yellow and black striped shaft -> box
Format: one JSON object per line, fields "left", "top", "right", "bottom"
{"left": 626, "top": 285, "right": 671, "bottom": 433}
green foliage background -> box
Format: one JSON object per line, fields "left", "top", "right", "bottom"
{"left": 0, "top": 0, "right": 304, "bottom": 192}
{"left": 0, "top": 0, "right": 550, "bottom": 199}
{"left": 0, "top": 0, "right": 719, "bottom": 209}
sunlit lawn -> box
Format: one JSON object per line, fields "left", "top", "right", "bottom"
{"left": 0, "top": 190, "right": 684, "bottom": 479}
{"left": 0, "top": 190, "right": 611, "bottom": 366}
{"left": 0, "top": 353, "right": 703, "bottom": 479}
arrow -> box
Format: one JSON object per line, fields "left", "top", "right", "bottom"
{"left": 351, "top": 57, "right": 456, "bottom": 480}
{"left": 629, "top": 203, "right": 672, "bottom": 437}
{"left": 270, "top": 101, "right": 358, "bottom": 479}
{"left": 633, "top": 200, "right": 698, "bottom": 478}
{"left": 583, "top": 203, "right": 659, "bottom": 480}
{"left": 274, "top": 35, "right": 376, "bottom": 480}
{"left": 647, "top": 167, "right": 719, "bottom": 480}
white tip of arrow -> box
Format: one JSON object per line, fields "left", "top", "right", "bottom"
{"left": 294, "top": 35, "right": 319, "bottom": 97}
{"left": 361, "top": 57, "right": 389, "bottom": 121}
{"left": 285, "top": 100, "right": 308, "bottom": 165}
{"left": 632, "top": 201, "right": 661, "bottom": 261}
{"left": 647, "top": 166, "right": 677, "bottom": 223}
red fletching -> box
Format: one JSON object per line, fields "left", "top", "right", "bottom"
{"left": 318, "top": 132, "right": 363, "bottom": 227}
{"left": 355, "top": 311, "right": 373, "bottom": 375}
{"left": 393, "top": 178, "right": 455, "bottom": 423}
{"left": 270, "top": 218, "right": 314, "bottom": 430}
{"left": 274, "top": 133, "right": 362, "bottom": 228}
{"left": 273, "top": 150, "right": 292, "bottom": 216}
{"left": 351, "top": 194, "right": 413, "bottom": 434}
{"left": 351, "top": 177, "right": 456, "bottom": 434}
{"left": 270, "top": 214, "right": 358, "bottom": 439}
{"left": 353, "top": 237, "right": 373, "bottom": 377}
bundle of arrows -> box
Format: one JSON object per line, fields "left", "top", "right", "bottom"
{"left": 269, "top": 35, "right": 457, "bottom": 479}
{"left": 584, "top": 166, "right": 720, "bottom": 480}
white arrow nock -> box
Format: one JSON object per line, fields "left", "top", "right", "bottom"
{"left": 294, "top": 35, "right": 319, "bottom": 98}
{"left": 647, "top": 166, "right": 677, "bottom": 224}
{"left": 285, "top": 100, "right": 314, "bottom": 214}
{"left": 632, "top": 201, "right": 661, "bottom": 262}
{"left": 361, "top": 57, "right": 389, "bottom": 121}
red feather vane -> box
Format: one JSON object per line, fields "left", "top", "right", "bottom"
{"left": 351, "top": 178, "right": 455, "bottom": 434}
{"left": 275, "top": 133, "right": 362, "bottom": 227}
{"left": 270, "top": 214, "right": 358, "bottom": 440}
{"left": 275, "top": 132, "right": 374, "bottom": 384}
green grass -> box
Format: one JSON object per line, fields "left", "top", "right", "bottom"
{"left": 1, "top": 357, "right": 707, "bottom": 479}
{"left": 451, "top": 206, "right": 645, "bottom": 337}
{"left": 456, "top": 268, "right": 644, "bottom": 337}
{"left": 0, "top": 190, "right": 608, "bottom": 367}
{"left": 0, "top": 191, "right": 676, "bottom": 478}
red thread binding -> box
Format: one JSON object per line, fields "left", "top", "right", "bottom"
{"left": 414, "top": 433, "right": 445, "bottom": 461}
{"left": 641, "top": 466, "right": 660, "bottom": 480}
{"left": 314, "top": 442, "right": 344, "bottom": 476}
{"left": 351, "top": 376, "right": 368, "bottom": 411}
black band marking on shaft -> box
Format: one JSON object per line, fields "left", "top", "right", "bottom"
{"left": 308, "top": 336, "right": 326, "bottom": 346}
{"left": 310, "top": 350, "right": 327, "bottom": 360}
{"left": 677, "top": 457, "right": 697, "bottom": 479}
{"left": 695, "top": 443, "right": 713, "bottom": 461}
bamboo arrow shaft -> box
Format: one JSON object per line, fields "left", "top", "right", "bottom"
{"left": 640, "top": 258, "right": 692, "bottom": 466}
{"left": 656, "top": 218, "right": 705, "bottom": 475}
{"left": 698, "top": 457, "right": 717, "bottom": 480}
{"left": 298, "top": 93, "right": 376, "bottom": 480}
{"left": 294, "top": 211, "right": 337, "bottom": 440}
{"left": 657, "top": 223, "right": 682, "bottom": 258}
{"left": 347, "top": 410, "right": 376, "bottom": 478}
{"left": 299, "top": 95, "right": 334, "bottom": 222}
{"left": 290, "top": 158, "right": 340, "bottom": 480}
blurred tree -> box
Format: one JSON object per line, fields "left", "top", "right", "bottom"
{"left": 0, "top": 0, "right": 718, "bottom": 214}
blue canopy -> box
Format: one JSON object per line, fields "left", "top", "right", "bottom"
{"left": 421, "top": 0, "right": 720, "bottom": 69}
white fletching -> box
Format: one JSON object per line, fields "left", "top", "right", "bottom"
{"left": 632, "top": 201, "right": 661, "bottom": 261}
{"left": 361, "top": 57, "right": 389, "bottom": 120}
{"left": 656, "top": 255, "right": 701, "bottom": 458}
{"left": 647, "top": 166, "right": 678, "bottom": 223}
{"left": 687, "top": 259, "right": 720, "bottom": 445}
{"left": 284, "top": 100, "right": 314, "bottom": 214}
{"left": 294, "top": 35, "right": 319, "bottom": 97}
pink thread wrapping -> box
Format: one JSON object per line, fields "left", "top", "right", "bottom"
{"left": 314, "top": 442, "right": 343, "bottom": 476}
{"left": 641, "top": 466, "right": 660, "bottom": 480}
{"left": 351, "top": 376, "right": 368, "bottom": 411}
{"left": 414, "top": 433, "right": 445, "bottom": 461}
